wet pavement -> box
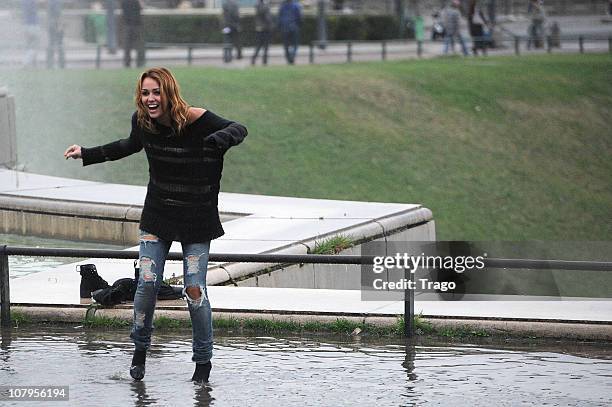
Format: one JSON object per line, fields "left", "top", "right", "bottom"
{"left": 0, "top": 326, "right": 610, "bottom": 406}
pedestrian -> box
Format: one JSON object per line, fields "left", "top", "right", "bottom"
{"left": 121, "top": 0, "right": 145, "bottom": 67}
{"left": 105, "top": 0, "right": 118, "bottom": 54}
{"left": 468, "top": 0, "right": 488, "bottom": 56}
{"left": 222, "top": 0, "right": 242, "bottom": 61}
{"left": 442, "top": 0, "right": 469, "bottom": 56}
{"left": 278, "top": 0, "right": 302, "bottom": 65}
{"left": 63, "top": 67, "right": 248, "bottom": 383}
{"left": 527, "top": 0, "right": 545, "bottom": 50}
{"left": 46, "top": 0, "right": 65, "bottom": 68}
{"left": 22, "top": 0, "right": 41, "bottom": 67}
{"left": 252, "top": 0, "right": 273, "bottom": 65}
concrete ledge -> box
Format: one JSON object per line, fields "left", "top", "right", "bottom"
{"left": 10, "top": 305, "right": 611, "bottom": 341}
{"left": 0, "top": 192, "right": 238, "bottom": 245}
{"left": 375, "top": 208, "right": 434, "bottom": 235}
{"left": 0, "top": 194, "right": 142, "bottom": 245}
{"left": 220, "top": 243, "right": 309, "bottom": 283}
{"left": 0, "top": 194, "right": 142, "bottom": 220}
{"left": 423, "top": 318, "right": 612, "bottom": 341}
{"left": 207, "top": 266, "right": 232, "bottom": 286}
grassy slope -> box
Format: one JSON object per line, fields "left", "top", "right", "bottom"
{"left": 2, "top": 54, "right": 611, "bottom": 240}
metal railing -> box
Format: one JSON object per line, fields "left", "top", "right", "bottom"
{"left": 307, "top": 35, "right": 612, "bottom": 62}
{"left": 1, "top": 245, "right": 611, "bottom": 333}
{"left": 2, "top": 33, "right": 609, "bottom": 69}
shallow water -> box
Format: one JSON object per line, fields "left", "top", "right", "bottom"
{"left": 1, "top": 233, "right": 127, "bottom": 279}
{"left": 0, "top": 327, "right": 610, "bottom": 406}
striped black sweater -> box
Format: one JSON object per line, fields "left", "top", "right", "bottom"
{"left": 82, "top": 110, "right": 248, "bottom": 243}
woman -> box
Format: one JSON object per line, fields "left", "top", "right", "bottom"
{"left": 64, "top": 67, "right": 248, "bottom": 383}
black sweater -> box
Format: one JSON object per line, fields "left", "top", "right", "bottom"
{"left": 82, "top": 110, "right": 248, "bottom": 243}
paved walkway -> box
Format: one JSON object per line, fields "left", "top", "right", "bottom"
{"left": 0, "top": 15, "right": 610, "bottom": 70}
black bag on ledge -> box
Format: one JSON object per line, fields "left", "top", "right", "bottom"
{"left": 89, "top": 261, "right": 184, "bottom": 306}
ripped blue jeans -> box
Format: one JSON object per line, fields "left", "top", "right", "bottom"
{"left": 130, "top": 230, "right": 213, "bottom": 364}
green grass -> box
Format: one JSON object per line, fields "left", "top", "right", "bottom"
{"left": 1, "top": 54, "right": 610, "bottom": 240}
{"left": 82, "top": 315, "right": 131, "bottom": 328}
{"left": 7, "top": 313, "right": 535, "bottom": 339}
{"left": 9, "top": 310, "right": 32, "bottom": 327}
{"left": 437, "top": 326, "right": 491, "bottom": 338}
{"left": 312, "top": 234, "right": 354, "bottom": 254}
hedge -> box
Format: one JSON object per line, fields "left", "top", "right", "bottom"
{"left": 84, "top": 14, "right": 412, "bottom": 46}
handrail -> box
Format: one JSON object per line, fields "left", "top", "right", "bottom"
{"left": 2, "top": 245, "right": 612, "bottom": 270}
{"left": 1, "top": 245, "right": 611, "bottom": 334}
{"left": 1, "top": 246, "right": 367, "bottom": 264}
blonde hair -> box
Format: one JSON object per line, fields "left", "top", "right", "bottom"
{"left": 135, "top": 67, "right": 190, "bottom": 135}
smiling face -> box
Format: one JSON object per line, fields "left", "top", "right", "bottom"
{"left": 134, "top": 67, "right": 190, "bottom": 134}
{"left": 140, "top": 77, "right": 170, "bottom": 124}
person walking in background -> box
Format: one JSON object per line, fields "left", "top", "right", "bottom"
{"left": 468, "top": 0, "right": 489, "bottom": 56}
{"left": 64, "top": 67, "right": 248, "bottom": 383}
{"left": 121, "top": 0, "right": 145, "bottom": 67}
{"left": 278, "top": 0, "right": 302, "bottom": 65}
{"left": 46, "top": 0, "right": 65, "bottom": 68}
{"left": 443, "top": 0, "right": 468, "bottom": 56}
{"left": 105, "top": 0, "right": 118, "bottom": 54}
{"left": 222, "top": 0, "right": 242, "bottom": 61}
{"left": 22, "top": 0, "right": 41, "bottom": 67}
{"left": 252, "top": 0, "right": 273, "bottom": 65}
{"left": 527, "top": 0, "right": 546, "bottom": 50}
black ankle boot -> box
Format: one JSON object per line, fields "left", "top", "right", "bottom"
{"left": 191, "top": 361, "right": 212, "bottom": 383}
{"left": 78, "top": 264, "right": 109, "bottom": 298}
{"left": 130, "top": 349, "right": 146, "bottom": 381}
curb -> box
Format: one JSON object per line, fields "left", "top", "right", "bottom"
{"left": 9, "top": 305, "right": 612, "bottom": 341}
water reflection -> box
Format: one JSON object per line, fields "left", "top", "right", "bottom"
{"left": 402, "top": 339, "right": 418, "bottom": 381}
{"left": 193, "top": 384, "right": 214, "bottom": 407}
{"left": 0, "top": 328, "right": 13, "bottom": 373}
{"left": 0, "top": 326, "right": 610, "bottom": 406}
{"left": 130, "top": 381, "right": 158, "bottom": 407}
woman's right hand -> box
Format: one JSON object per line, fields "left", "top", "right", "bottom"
{"left": 64, "top": 144, "right": 82, "bottom": 160}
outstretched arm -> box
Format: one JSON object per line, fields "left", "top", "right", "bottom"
{"left": 203, "top": 111, "right": 248, "bottom": 153}
{"left": 64, "top": 113, "right": 144, "bottom": 166}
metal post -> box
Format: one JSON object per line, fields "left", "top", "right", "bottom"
{"left": 417, "top": 40, "right": 423, "bottom": 57}
{"left": 309, "top": 43, "right": 314, "bottom": 64}
{"left": 0, "top": 246, "right": 10, "bottom": 328}
{"left": 609, "top": 36, "right": 612, "bottom": 54}
{"left": 317, "top": 0, "right": 328, "bottom": 49}
{"left": 404, "top": 267, "right": 414, "bottom": 337}
{"left": 188, "top": 47, "right": 193, "bottom": 65}
{"left": 514, "top": 36, "right": 520, "bottom": 56}
{"left": 96, "top": 45, "right": 101, "bottom": 69}
{"left": 347, "top": 42, "right": 352, "bottom": 63}
{"left": 546, "top": 35, "right": 552, "bottom": 53}
{"left": 382, "top": 41, "right": 387, "bottom": 60}
{"left": 579, "top": 36, "right": 584, "bottom": 53}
